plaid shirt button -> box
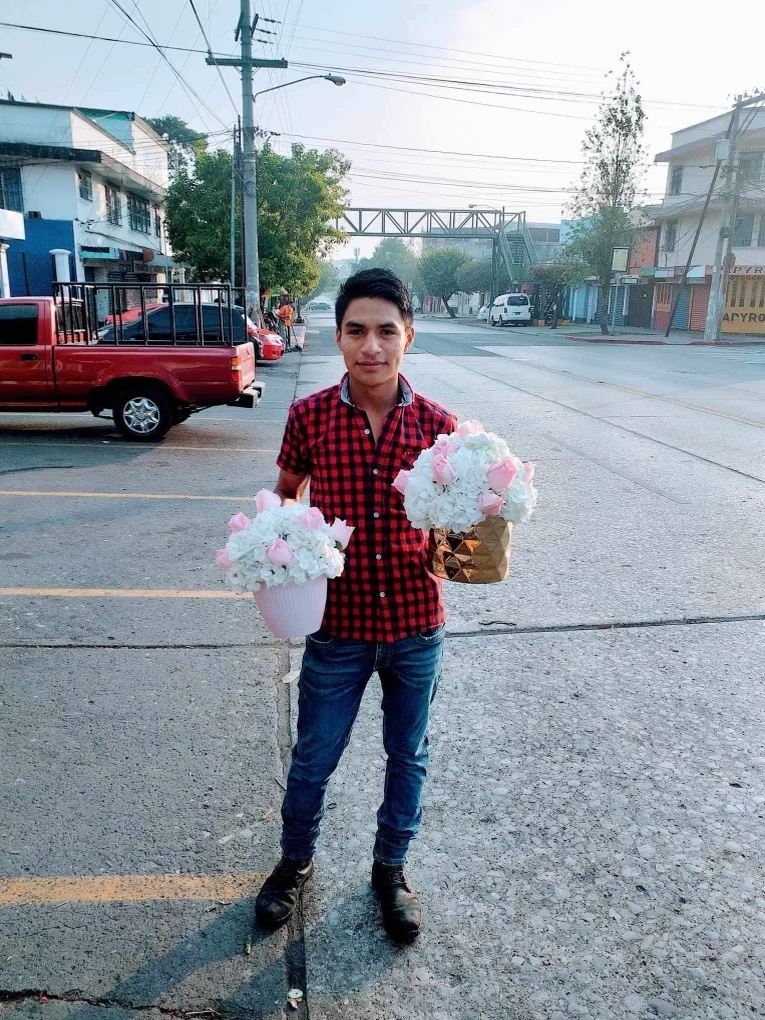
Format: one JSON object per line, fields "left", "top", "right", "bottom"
{"left": 276, "top": 374, "right": 457, "bottom": 641}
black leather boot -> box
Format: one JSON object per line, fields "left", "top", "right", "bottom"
{"left": 371, "top": 861, "right": 422, "bottom": 942}
{"left": 255, "top": 855, "right": 314, "bottom": 931}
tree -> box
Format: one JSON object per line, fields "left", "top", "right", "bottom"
{"left": 165, "top": 149, "right": 231, "bottom": 281}
{"left": 256, "top": 143, "right": 350, "bottom": 295}
{"left": 418, "top": 247, "right": 468, "bottom": 318}
{"left": 165, "top": 143, "right": 350, "bottom": 292}
{"left": 309, "top": 260, "right": 339, "bottom": 298}
{"left": 565, "top": 55, "right": 645, "bottom": 334}
{"left": 457, "top": 258, "right": 493, "bottom": 297}
{"left": 359, "top": 238, "right": 418, "bottom": 288}
{"left": 146, "top": 115, "right": 207, "bottom": 175}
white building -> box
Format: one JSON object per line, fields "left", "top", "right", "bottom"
{"left": 650, "top": 107, "right": 765, "bottom": 333}
{"left": 0, "top": 99, "right": 172, "bottom": 295}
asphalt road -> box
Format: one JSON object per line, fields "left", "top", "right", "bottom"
{"left": 2, "top": 314, "right": 764, "bottom": 1020}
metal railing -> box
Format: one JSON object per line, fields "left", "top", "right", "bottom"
{"left": 54, "top": 283, "right": 239, "bottom": 347}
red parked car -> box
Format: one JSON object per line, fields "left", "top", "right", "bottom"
{"left": 257, "top": 328, "right": 284, "bottom": 360}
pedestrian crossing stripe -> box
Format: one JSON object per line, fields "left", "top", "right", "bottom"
{"left": 0, "top": 873, "right": 266, "bottom": 905}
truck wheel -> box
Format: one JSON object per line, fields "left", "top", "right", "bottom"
{"left": 113, "top": 386, "right": 173, "bottom": 441}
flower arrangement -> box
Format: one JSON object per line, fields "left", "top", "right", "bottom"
{"left": 392, "top": 419, "right": 537, "bottom": 533}
{"left": 215, "top": 489, "right": 354, "bottom": 592}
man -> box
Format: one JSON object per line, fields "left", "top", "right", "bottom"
{"left": 276, "top": 300, "right": 294, "bottom": 348}
{"left": 255, "top": 268, "right": 457, "bottom": 942}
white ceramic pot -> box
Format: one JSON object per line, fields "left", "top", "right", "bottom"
{"left": 252, "top": 575, "right": 327, "bottom": 638}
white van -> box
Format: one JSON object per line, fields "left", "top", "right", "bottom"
{"left": 489, "top": 293, "right": 532, "bottom": 326}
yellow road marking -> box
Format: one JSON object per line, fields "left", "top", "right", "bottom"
{"left": 0, "top": 441, "right": 277, "bottom": 453}
{"left": 0, "top": 587, "right": 247, "bottom": 599}
{"left": 0, "top": 489, "right": 250, "bottom": 502}
{"left": 0, "top": 873, "right": 266, "bottom": 906}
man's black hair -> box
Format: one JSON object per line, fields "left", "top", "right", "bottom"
{"left": 335, "top": 268, "right": 413, "bottom": 328}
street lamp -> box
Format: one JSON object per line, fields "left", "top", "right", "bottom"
{"left": 253, "top": 73, "right": 346, "bottom": 102}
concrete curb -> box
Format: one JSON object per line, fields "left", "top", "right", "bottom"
{"left": 562, "top": 333, "right": 668, "bottom": 345}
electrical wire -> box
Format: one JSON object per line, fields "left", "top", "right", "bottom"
{"left": 185, "top": 0, "right": 239, "bottom": 117}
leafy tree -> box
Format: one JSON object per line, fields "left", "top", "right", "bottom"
{"left": 146, "top": 115, "right": 207, "bottom": 175}
{"left": 457, "top": 258, "right": 493, "bottom": 296}
{"left": 257, "top": 143, "right": 349, "bottom": 295}
{"left": 165, "top": 149, "right": 231, "bottom": 281}
{"left": 309, "top": 260, "right": 339, "bottom": 298}
{"left": 165, "top": 143, "right": 349, "bottom": 292}
{"left": 418, "top": 247, "right": 468, "bottom": 318}
{"left": 565, "top": 55, "right": 645, "bottom": 334}
{"left": 359, "top": 238, "right": 418, "bottom": 288}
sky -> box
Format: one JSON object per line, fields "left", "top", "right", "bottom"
{"left": 2, "top": 0, "right": 764, "bottom": 258}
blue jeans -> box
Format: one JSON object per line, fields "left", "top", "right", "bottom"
{"left": 280, "top": 624, "right": 445, "bottom": 866}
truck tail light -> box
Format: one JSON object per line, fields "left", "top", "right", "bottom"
{"left": 230, "top": 353, "right": 243, "bottom": 386}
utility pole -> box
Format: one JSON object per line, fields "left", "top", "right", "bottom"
{"left": 207, "top": 5, "right": 286, "bottom": 320}
{"left": 703, "top": 92, "right": 765, "bottom": 339}
{"left": 704, "top": 98, "right": 742, "bottom": 340}
{"left": 229, "top": 124, "right": 237, "bottom": 292}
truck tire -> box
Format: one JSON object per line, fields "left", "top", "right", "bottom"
{"left": 113, "top": 386, "right": 173, "bottom": 442}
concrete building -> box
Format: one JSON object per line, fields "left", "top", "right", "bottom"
{"left": 650, "top": 108, "right": 765, "bottom": 333}
{"left": 0, "top": 99, "right": 172, "bottom": 296}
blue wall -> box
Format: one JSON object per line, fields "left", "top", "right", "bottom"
{"left": 6, "top": 219, "right": 76, "bottom": 296}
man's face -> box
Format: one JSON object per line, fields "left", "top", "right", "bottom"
{"left": 336, "top": 297, "right": 414, "bottom": 392}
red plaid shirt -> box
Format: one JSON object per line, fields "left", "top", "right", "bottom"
{"left": 277, "top": 374, "right": 457, "bottom": 641}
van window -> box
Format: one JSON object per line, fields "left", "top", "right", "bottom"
{"left": 492, "top": 296, "right": 505, "bottom": 306}
{"left": 0, "top": 303, "right": 38, "bottom": 345}
{"left": 505, "top": 295, "right": 529, "bottom": 306}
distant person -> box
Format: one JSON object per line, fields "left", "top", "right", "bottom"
{"left": 277, "top": 300, "right": 294, "bottom": 347}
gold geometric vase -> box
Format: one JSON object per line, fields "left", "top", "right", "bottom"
{"left": 429, "top": 517, "right": 512, "bottom": 584}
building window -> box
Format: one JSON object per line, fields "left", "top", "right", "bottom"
{"left": 664, "top": 219, "right": 677, "bottom": 252}
{"left": 669, "top": 166, "right": 683, "bottom": 195}
{"left": 757, "top": 215, "right": 765, "bottom": 248}
{"left": 105, "top": 185, "right": 122, "bottom": 226}
{"left": 128, "top": 194, "right": 151, "bottom": 233}
{"left": 154, "top": 206, "right": 162, "bottom": 237}
{"left": 0, "top": 168, "right": 24, "bottom": 212}
{"left": 739, "top": 151, "right": 763, "bottom": 183}
{"left": 732, "top": 213, "right": 755, "bottom": 247}
{"left": 78, "top": 171, "right": 93, "bottom": 201}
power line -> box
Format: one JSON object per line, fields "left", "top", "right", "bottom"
{"left": 186, "top": 0, "right": 239, "bottom": 117}
{"left": 105, "top": 0, "right": 229, "bottom": 131}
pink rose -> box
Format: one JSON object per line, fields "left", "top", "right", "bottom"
{"left": 431, "top": 452, "right": 455, "bottom": 486}
{"left": 456, "top": 419, "right": 484, "bottom": 439}
{"left": 254, "top": 489, "right": 281, "bottom": 513}
{"left": 266, "top": 538, "right": 294, "bottom": 566}
{"left": 477, "top": 491, "right": 505, "bottom": 516}
{"left": 214, "top": 547, "right": 234, "bottom": 569}
{"left": 227, "top": 511, "right": 251, "bottom": 533}
{"left": 524, "top": 462, "right": 536, "bottom": 484}
{"left": 486, "top": 458, "right": 517, "bottom": 491}
{"left": 329, "top": 518, "right": 355, "bottom": 549}
{"left": 432, "top": 436, "right": 457, "bottom": 455}
{"left": 299, "top": 507, "right": 325, "bottom": 529}
{"left": 392, "top": 469, "right": 411, "bottom": 494}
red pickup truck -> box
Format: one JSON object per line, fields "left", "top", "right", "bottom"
{"left": 0, "top": 288, "right": 263, "bottom": 441}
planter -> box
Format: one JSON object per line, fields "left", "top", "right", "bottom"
{"left": 253, "top": 575, "right": 327, "bottom": 637}
{"left": 429, "top": 517, "right": 512, "bottom": 584}
{"left": 533, "top": 318, "right": 546, "bottom": 326}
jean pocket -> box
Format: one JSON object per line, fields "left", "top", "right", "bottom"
{"left": 413, "top": 623, "right": 446, "bottom": 645}
{"left": 306, "top": 628, "right": 336, "bottom": 649}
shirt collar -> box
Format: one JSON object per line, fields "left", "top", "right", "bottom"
{"left": 339, "top": 373, "right": 413, "bottom": 408}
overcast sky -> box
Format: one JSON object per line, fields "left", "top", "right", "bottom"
{"left": 2, "top": 0, "right": 763, "bottom": 257}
